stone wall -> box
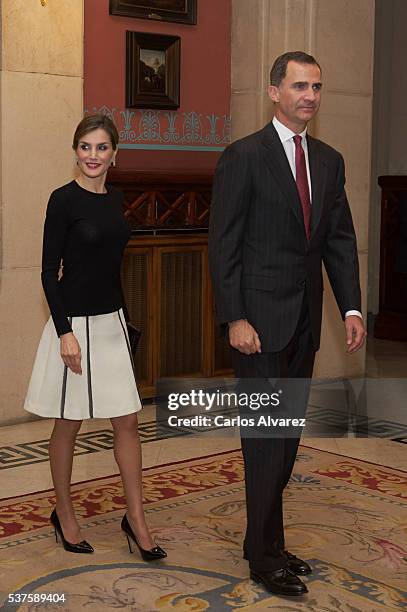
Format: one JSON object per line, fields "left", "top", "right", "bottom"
{"left": 231, "top": 0, "right": 375, "bottom": 378}
{"left": 0, "top": 0, "right": 84, "bottom": 424}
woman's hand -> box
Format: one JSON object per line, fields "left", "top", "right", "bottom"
{"left": 60, "top": 332, "right": 82, "bottom": 374}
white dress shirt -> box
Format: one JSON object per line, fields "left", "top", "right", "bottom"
{"left": 272, "top": 116, "right": 362, "bottom": 320}
{"left": 272, "top": 116, "right": 312, "bottom": 200}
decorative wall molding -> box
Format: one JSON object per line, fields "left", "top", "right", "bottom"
{"left": 85, "top": 106, "right": 231, "bottom": 151}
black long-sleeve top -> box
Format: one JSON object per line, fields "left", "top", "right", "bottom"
{"left": 41, "top": 180, "right": 131, "bottom": 336}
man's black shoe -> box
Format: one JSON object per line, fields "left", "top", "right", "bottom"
{"left": 250, "top": 568, "right": 308, "bottom": 596}
{"left": 284, "top": 550, "right": 312, "bottom": 575}
{"left": 243, "top": 548, "right": 312, "bottom": 575}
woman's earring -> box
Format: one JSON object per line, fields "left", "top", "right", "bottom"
{"left": 111, "top": 157, "right": 116, "bottom": 167}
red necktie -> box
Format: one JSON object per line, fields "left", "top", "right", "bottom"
{"left": 293, "top": 134, "right": 311, "bottom": 241}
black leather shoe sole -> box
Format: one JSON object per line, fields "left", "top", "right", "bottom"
{"left": 250, "top": 571, "right": 308, "bottom": 596}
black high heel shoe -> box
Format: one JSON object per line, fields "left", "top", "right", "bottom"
{"left": 50, "top": 509, "right": 94, "bottom": 554}
{"left": 121, "top": 514, "right": 167, "bottom": 561}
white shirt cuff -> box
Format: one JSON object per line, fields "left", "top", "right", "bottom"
{"left": 345, "top": 310, "right": 363, "bottom": 319}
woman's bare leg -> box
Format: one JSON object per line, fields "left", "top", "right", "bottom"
{"left": 49, "top": 418, "right": 84, "bottom": 544}
{"left": 111, "top": 413, "right": 154, "bottom": 549}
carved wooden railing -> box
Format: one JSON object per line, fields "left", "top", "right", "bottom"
{"left": 108, "top": 168, "right": 212, "bottom": 230}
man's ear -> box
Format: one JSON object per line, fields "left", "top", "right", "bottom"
{"left": 267, "top": 85, "right": 279, "bottom": 104}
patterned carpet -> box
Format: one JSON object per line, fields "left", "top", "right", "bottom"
{"left": 0, "top": 447, "right": 406, "bottom": 611}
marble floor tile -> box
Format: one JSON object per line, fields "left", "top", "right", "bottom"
{"left": 333, "top": 437, "right": 407, "bottom": 471}
{"left": 366, "top": 336, "right": 407, "bottom": 378}
{"left": 304, "top": 437, "right": 407, "bottom": 471}
{"left": 301, "top": 437, "right": 341, "bottom": 454}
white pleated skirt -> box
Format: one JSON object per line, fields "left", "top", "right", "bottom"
{"left": 24, "top": 309, "right": 142, "bottom": 420}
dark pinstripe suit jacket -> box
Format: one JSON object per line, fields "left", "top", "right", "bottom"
{"left": 208, "top": 121, "right": 361, "bottom": 353}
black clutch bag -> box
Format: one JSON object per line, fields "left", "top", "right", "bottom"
{"left": 126, "top": 321, "right": 141, "bottom": 355}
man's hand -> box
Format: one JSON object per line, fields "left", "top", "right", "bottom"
{"left": 344, "top": 315, "right": 366, "bottom": 354}
{"left": 60, "top": 332, "right": 82, "bottom": 374}
{"left": 229, "top": 319, "right": 261, "bottom": 355}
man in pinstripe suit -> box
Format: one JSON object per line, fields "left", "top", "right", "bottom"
{"left": 208, "top": 51, "right": 366, "bottom": 596}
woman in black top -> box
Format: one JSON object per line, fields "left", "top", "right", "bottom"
{"left": 24, "top": 114, "right": 166, "bottom": 560}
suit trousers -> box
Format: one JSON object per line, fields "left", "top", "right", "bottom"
{"left": 232, "top": 294, "right": 316, "bottom": 572}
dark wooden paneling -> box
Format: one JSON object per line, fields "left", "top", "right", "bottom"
{"left": 121, "top": 248, "right": 153, "bottom": 385}
{"left": 375, "top": 176, "right": 407, "bottom": 341}
{"left": 111, "top": 169, "right": 233, "bottom": 397}
{"left": 159, "top": 248, "right": 203, "bottom": 376}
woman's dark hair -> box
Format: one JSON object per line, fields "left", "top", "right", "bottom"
{"left": 72, "top": 113, "right": 119, "bottom": 150}
{"left": 270, "top": 51, "right": 321, "bottom": 86}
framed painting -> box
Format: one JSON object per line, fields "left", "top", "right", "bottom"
{"left": 110, "top": 0, "right": 197, "bottom": 25}
{"left": 126, "top": 31, "right": 180, "bottom": 109}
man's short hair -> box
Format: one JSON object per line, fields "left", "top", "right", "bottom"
{"left": 270, "top": 51, "right": 321, "bottom": 86}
